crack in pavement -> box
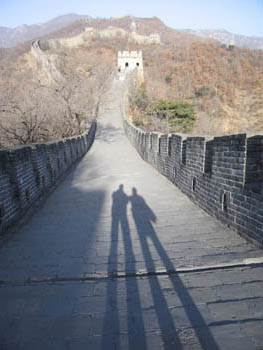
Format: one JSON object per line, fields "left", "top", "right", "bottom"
{"left": 1, "top": 257, "right": 262, "bottom": 287}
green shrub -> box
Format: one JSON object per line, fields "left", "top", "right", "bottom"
{"left": 149, "top": 99, "right": 197, "bottom": 132}
{"left": 134, "top": 82, "right": 149, "bottom": 111}
{"left": 165, "top": 74, "right": 172, "bottom": 84}
{"left": 133, "top": 119, "right": 143, "bottom": 127}
{"left": 195, "top": 85, "right": 216, "bottom": 97}
{"left": 227, "top": 45, "right": 235, "bottom": 51}
{"left": 195, "top": 85, "right": 210, "bottom": 97}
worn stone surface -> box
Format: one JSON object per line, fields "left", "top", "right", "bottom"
{"left": 0, "top": 77, "right": 263, "bottom": 349}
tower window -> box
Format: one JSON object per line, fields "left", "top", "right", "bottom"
{"left": 136, "top": 62, "right": 139, "bottom": 67}
{"left": 125, "top": 62, "right": 129, "bottom": 67}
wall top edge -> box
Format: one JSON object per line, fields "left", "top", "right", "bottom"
{"left": 0, "top": 125, "right": 95, "bottom": 153}
{"left": 125, "top": 120, "right": 263, "bottom": 143}
{"left": 118, "top": 50, "right": 142, "bottom": 57}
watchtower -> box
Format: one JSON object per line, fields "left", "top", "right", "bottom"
{"left": 118, "top": 51, "right": 143, "bottom": 72}
{"left": 117, "top": 51, "right": 144, "bottom": 82}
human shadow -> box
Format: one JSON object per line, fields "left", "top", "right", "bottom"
{"left": 130, "top": 187, "right": 181, "bottom": 349}
{"left": 102, "top": 185, "right": 146, "bottom": 349}
{"left": 130, "top": 187, "right": 219, "bottom": 350}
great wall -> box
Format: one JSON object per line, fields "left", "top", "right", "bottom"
{"left": 124, "top": 120, "right": 263, "bottom": 247}
{"left": 0, "top": 49, "right": 263, "bottom": 246}
{"left": 0, "top": 49, "right": 263, "bottom": 349}
{"left": 0, "top": 122, "right": 96, "bottom": 235}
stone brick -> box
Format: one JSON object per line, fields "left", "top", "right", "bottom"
{"left": 0, "top": 122, "right": 96, "bottom": 234}
{"left": 124, "top": 120, "right": 263, "bottom": 247}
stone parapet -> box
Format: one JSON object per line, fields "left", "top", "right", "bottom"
{"left": 124, "top": 120, "right": 263, "bottom": 247}
{"left": 0, "top": 122, "right": 96, "bottom": 234}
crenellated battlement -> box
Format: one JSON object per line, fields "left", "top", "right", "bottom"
{"left": 0, "top": 123, "right": 97, "bottom": 234}
{"left": 118, "top": 51, "right": 143, "bottom": 58}
{"left": 124, "top": 119, "right": 263, "bottom": 247}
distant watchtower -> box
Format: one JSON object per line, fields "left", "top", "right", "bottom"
{"left": 117, "top": 51, "right": 144, "bottom": 81}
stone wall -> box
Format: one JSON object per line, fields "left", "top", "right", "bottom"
{"left": 124, "top": 120, "right": 263, "bottom": 247}
{"left": 0, "top": 122, "right": 96, "bottom": 234}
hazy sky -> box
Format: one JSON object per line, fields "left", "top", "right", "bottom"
{"left": 0, "top": 0, "right": 262, "bottom": 37}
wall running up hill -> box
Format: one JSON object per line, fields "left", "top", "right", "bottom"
{"left": 124, "top": 120, "right": 263, "bottom": 248}
{"left": 0, "top": 122, "right": 96, "bottom": 235}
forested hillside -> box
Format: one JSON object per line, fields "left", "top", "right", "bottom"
{"left": 0, "top": 15, "right": 262, "bottom": 148}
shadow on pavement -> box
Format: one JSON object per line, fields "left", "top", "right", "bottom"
{"left": 102, "top": 185, "right": 219, "bottom": 350}
{"left": 102, "top": 185, "right": 146, "bottom": 349}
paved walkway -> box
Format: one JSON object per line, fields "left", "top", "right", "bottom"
{"left": 0, "top": 78, "right": 263, "bottom": 349}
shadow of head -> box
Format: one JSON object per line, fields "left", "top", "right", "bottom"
{"left": 111, "top": 184, "right": 129, "bottom": 217}
{"left": 130, "top": 187, "right": 157, "bottom": 224}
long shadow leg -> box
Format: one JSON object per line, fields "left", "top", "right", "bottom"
{"left": 135, "top": 219, "right": 182, "bottom": 350}
{"left": 101, "top": 216, "right": 120, "bottom": 349}
{"left": 148, "top": 222, "right": 220, "bottom": 350}
{"left": 120, "top": 216, "right": 147, "bottom": 349}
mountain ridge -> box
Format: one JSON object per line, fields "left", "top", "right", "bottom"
{"left": 0, "top": 14, "right": 90, "bottom": 48}
{"left": 179, "top": 28, "right": 263, "bottom": 50}
{"left": 1, "top": 14, "right": 262, "bottom": 49}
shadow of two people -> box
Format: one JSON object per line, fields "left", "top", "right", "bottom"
{"left": 112, "top": 184, "right": 156, "bottom": 230}
{"left": 108, "top": 184, "right": 219, "bottom": 350}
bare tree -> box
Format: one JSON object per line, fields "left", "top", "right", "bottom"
{"left": 0, "top": 38, "right": 115, "bottom": 148}
{"left": 0, "top": 85, "right": 53, "bottom": 147}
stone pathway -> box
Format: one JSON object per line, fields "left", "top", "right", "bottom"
{"left": 0, "top": 77, "right": 263, "bottom": 349}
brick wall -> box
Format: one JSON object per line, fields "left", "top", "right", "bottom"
{"left": 0, "top": 122, "right": 96, "bottom": 234}
{"left": 124, "top": 120, "right": 263, "bottom": 247}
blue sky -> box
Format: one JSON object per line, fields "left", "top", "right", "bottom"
{"left": 0, "top": 0, "right": 262, "bottom": 36}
